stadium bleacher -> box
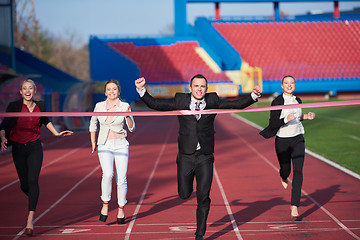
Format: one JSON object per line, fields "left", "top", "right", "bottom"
{"left": 90, "top": 16, "right": 360, "bottom": 97}
{"left": 213, "top": 20, "right": 360, "bottom": 81}
{"left": 108, "top": 41, "right": 231, "bottom": 84}
{"left": 88, "top": 4, "right": 360, "bottom": 98}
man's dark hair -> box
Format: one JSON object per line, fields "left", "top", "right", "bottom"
{"left": 282, "top": 75, "right": 295, "bottom": 83}
{"left": 190, "top": 74, "right": 208, "bottom": 86}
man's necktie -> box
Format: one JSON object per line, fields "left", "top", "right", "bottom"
{"left": 195, "top": 101, "right": 201, "bottom": 120}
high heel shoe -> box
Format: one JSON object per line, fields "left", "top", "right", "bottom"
{"left": 25, "top": 211, "right": 34, "bottom": 236}
{"left": 25, "top": 228, "right": 33, "bottom": 236}
{"left": 117, "top": 206, "right": 125, "bottom": 224}
{"left": 281, "top": 178, "right": 288, "bottom": 189}
{"left": 99, "top": 202, "right": 109, "bottom": 222}
{"left": 291, "top": 205, "right": 299, "bottom": 218}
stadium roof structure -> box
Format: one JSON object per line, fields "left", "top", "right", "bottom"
{"left": 186, "top": 0, "right": 357, "bottom": 2}
{"left": 175, "top": 0, "right": 359, "bottom": 35}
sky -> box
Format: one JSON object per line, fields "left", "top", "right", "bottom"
{"left": 32, "top": 0, "right": 360, "bottom": 45}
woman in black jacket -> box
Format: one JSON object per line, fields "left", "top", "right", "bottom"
{"left": 260, "top": 75, "right": 315, "bottom": 218}
{"left": 0, "top": 79, "right": 73, "bottom": 236}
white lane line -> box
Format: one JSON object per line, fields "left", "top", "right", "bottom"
{"left": 316, "top": 115, "right": 360, "bottom": 125}
{"left": 124, "top": 122, "right": 173, "bottom": 240}
{"left": 231, "top": 114, "right": 360, "bottom": 240}
{"left": 0, "top": 136, "right": 81, "bottom": 168}
{"left": 0, "top": 156, "right": 13, "bottom": 167}
{"left": 3, "top": 226, "right": 360, "bottom": 238}
{"left": 13, "top": 164, "right": 101, "bottom": 240}
{"left": 0, "top": 219, "right": 338, "bottom": 228}
{"left": 228, "top": 227, "right": 360, "bottom": 232}
{"left": 135, "top": 220, "right": 332, "bottom": 225}
{"left": 5, "top": 119, "right": 152, "bottom": 238}
{"left": 0, "top": 142, "right": 89, "bottom": 192}
{"left": 347, "top": 135, "right": 360, "bottom": 141}
{"left": 304, "top": 149, "right": 360, "bottom": 180}
{"left": 232, "top": 114, "right": 360, "bottom": 180}
{"left": 214, "top": 167, "right": 243, "bottom": 240}
{"left": 300, "top": 189, "right": 360, "bottom": 240}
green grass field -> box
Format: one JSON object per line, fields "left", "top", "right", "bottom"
{"left": 236, "top": 100, "right": 360, "bottom": 174}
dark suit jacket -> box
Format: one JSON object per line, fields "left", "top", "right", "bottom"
{"left": 141, "top": 91, "right": 256, "bottom": 155}
{"left": 259, "top": 94, "right": 302, "bottom": 139}
{"left": 0, "top": 99, "right": 50, "bottom": 144}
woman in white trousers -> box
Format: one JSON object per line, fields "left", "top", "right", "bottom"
{"left": 89, "top": 79, "right": 135, "bottom": 224}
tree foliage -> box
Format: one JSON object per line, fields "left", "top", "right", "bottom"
{"left": 15, "top": 15, "right": 89, "bottom": 81}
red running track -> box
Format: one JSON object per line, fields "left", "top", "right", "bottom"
{"left": 0, "top": 114, "right": 359, "bottom": 240}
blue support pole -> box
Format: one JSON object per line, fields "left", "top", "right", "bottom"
{"left": 274, "top": 1, "right": 280, "bottom": 21}
{"left": 174, "top": 0, "right": 188, "bottom": 36}
{"left": 10, "top": 0, "right": 16, "bottom": 70}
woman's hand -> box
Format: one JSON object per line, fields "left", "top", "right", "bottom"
{"left": 91, "top": 143, "right": 97, "bottom": 153}
{"left": 1, "top": 137, "right": 8, "bottom": 152}
{"left": 304, "top": 112, "right": 315, "bottom": 120}
{"left": 125, "top": 105, "right": 131, "bottom": 119}
{"left": 90, "top": 131, "right": 97, "bottom": 153}
{"left": 56, "top": 130, "right": 74, "bottom": 137}
{"left": 125, "top": 105, "right": 134, "bottom": 130}
{"left": 46, "top": 122, "right": 73, "bottom": 137}
{"left": 286, "top": 112, "right": 296, "bottom": 122}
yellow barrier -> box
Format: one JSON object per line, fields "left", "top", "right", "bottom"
{"left": 241, "top": 67, "right": 263, "bottom": 93}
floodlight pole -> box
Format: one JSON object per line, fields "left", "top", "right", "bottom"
{"left": 10, "top": 0, "right": 16, "bottom": 70}
{"left": 174, "top": 0, "right": 346, "bottom": 36}
{"left": 274, "top": 1, "right": 280, "bottom": 21}
{"left": 334, "top": 1, "right": 340, "bottom": 18}
{"left": 175, "top": 0, "right": 188, "bottom": 36}
{"left": 215, "top": 2, "right": 221, "bottom": 20}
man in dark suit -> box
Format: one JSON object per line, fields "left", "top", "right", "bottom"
{"left": 135, "top": 74, "right": 262, "bottom": 240}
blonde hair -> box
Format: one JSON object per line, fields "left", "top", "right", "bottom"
{"left": 21, "top": 79, "right": 37, "bottom": 92}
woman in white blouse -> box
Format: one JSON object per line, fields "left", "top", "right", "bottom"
{"left": 89, "top": 79, "right": 135, "bottom": 224}
{"left": 260, "top": 75, "right": 315, "bottom": 218}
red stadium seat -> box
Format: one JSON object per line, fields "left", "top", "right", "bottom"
{"left": 213, "top": 20, "right": 360, "bottom": 80}
{"left": 108, "top": 41, "right": 231, "bottom": 83}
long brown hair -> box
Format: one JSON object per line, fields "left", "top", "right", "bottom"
{"left": 104, "top": 79, "right": 121, "bottom": 92}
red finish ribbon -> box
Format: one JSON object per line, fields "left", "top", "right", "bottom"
{"left": 0, "top": 100, "right": 359, "bottom": 117}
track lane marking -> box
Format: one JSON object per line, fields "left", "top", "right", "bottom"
{"left": 0, "top": 219, "right": 341, "bottom": 228}
{"left": 214, "top": 167, "right": 243, "bottom": 240}
{"left": 12, "top": 164, "right": 101, "bottom": 239}
{"left": 0, "top": 142, "right": 89, "bottom": 192}
{"left": 230, "top": 114, "right": 360, "bottom": 240}
{"left": 233, "top": 113, "right": 360, "bottom": 180}
{"left": 4, "top": 117, "right": 154, "bottom": 239}
{"left": 124, "top": 121, "right": 174, "bottom": 240}
{"left": 3, "top": 223, "right": 359, "bottom": 238}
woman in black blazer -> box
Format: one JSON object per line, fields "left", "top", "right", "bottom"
{"left": 0, "top": 79, "right": 73, "bottom": 236}
{"left": 260, "top": 75, "right": 315, "bottom": 218}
